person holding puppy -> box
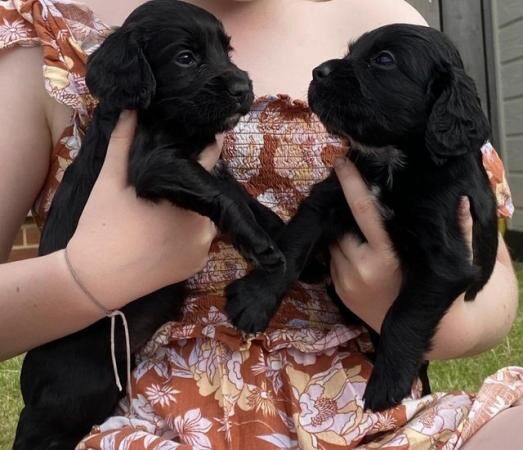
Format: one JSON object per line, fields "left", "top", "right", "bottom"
{"left": 0, "top": 0, "right": 521, "bottom": 448}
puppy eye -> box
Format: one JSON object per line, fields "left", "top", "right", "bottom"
{"left": 373, "top": 51, "right": 396, "bottom": 66}
{"left": 175, "top": 50, "right": 196, "bottom": 67}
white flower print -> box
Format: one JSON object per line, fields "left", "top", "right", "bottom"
{"left": 487, "top": 394, "right": 510, "bottom": 416}
{"left": 166, "top": 348, "right": 193, "bottom": 379}
{"left": 99, "top": 430, "right": 117, "bottom": 450}
{"left": 412, "top": 394, "right": 468, "bottom": 435}
{"left": 278, "top": 409, "right": 297, "bottom": 434}
{"left": 215, "top": 397, "right": 236, "bottom": 443}
{"left": 126, "top": 394, "right": 168, "bottom": 433}
{"left": 201, "top": 306, "right": 228, "bottom": 338}
{"left": 0, "top": 18, "right": 28, "bottom": 44}
{"left": 251, "top": 352, "right": 285, "bottom": 394}
{"left": 243, "top": 381, "right": 277, "bottom": 417}
{"left": 189, "top": 338, "right": 226, "bottom": 383}
{"left": 155, "top": 441, "right": 182, "bottom": 450}
{"left": 120, "top": 431, "right": 159, "bottom": 450}
{"left": 145, "top": 384, "right": 180, "bottom": 408}
{"left": 39, "top": 0, "right": 67, "bottom": 20}
{"left": 226, "top": 351, "right": 244, "bottom": 391}
{"left": 133, "top": 358, "right": 169, "bottom": 384}
{"left": 375, "top": 411, "right": 397, "bottom": 430}
{"left": 169, "top": 408, "right": 212, "bottom": 450}
{"left": 59, "top": 125, "right": 82, "bottom": 159}
{"left": 215, "top": 415, "right": 233, "bottom": 443}
{"left": 257, "top": 433, "right": 299, "bottom": 449}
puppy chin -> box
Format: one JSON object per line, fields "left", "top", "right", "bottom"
{"left": 307, "top": 81, "right": 321, "bottom": 114}
{"left": 220, "top": 113, "right": 242, "bottom": 131}
{"left": 218, "top": 94, "right": 254, "bottom": 131}
{"left": 309, "top": 83, "right": 350, "bottom": 139}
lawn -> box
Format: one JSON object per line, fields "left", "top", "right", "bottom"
{"left": 1, "top": 265, "right": 522, "bottom": 448}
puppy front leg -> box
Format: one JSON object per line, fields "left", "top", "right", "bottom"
{"left": 131, "top": 152, "right": 284, "bottom": 271}
{"left": 226, "top": 174, "right": 346, "bottom": 333}
{"left": 225, "top": 203, "right": 325, "bottom": 332}
{"left": 213, "top": 164, "right": 285, "bottom": 239}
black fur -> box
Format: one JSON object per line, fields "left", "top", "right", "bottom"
{"left": 14, "top": 1, "right": 285, "bottom": 448}
{"left": 226, "top": 24, "right": 498, "bottom": 411}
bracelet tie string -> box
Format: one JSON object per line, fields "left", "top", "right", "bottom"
{"left": 63, "top": 247, "right": 134, "bottom": 418}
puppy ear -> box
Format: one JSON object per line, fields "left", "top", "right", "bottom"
{"left": 86, "top": 26, "right": 156, "bottom": 110}
{"left": 425, "top": 65, "right": 490, "bottom": 165}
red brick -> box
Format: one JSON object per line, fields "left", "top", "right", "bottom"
{"left": 8, "top": 247, "right": 38, "bottom": 262}
{"left": 25, "top": 225, "right": 41, "bottom": 246}
{"left": 13, "top": 229, "right": 24, "bottom": 247}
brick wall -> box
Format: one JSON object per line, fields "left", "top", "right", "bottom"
{"left": 8, "top": 218, "right": 40, "bottom": 262}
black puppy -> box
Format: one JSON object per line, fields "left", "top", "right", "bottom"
{"left": 226, "top": 24, "right": 498, "bottom": 412}
{"left": 15, "top": 1, "right": 285, "bottom": 448}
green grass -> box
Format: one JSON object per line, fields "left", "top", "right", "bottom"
{"left": 1, "top": 266, "right": 522, "bottom": 448}
{"left": 0, "top": 356, "right": 22, "bottom": 449}
{"left": 430, "top": 263, "right": 523, "bottom": 392}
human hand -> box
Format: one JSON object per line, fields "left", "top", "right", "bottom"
{"left": 329, "top": 157, "right": 474, "bottom": 332}
{"left": 66, "top": 110, "right": 223, "bottom": 309}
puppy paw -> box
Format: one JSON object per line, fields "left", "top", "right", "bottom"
{"left": 363, "top": 360, "right": 415, "bottom": 412}
{"left": 225, "top": 272, "right": 282, "bottom": 333}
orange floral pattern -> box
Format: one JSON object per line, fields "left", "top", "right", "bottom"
{"left": 1, "top": 1, "right": 521, "bottom": 449}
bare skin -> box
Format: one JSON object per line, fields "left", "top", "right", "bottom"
{"left": 0, "top": 0, "right": 518, "bottom": 371}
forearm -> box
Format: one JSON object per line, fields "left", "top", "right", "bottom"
{"left": 427, "top": 237, "right": 518, "bottom": 360}
{"left": 0, "top": 250, "right": 106, "bottom": 361}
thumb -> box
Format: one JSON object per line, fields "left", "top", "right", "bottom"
{"left": 199, "top": 133, "right": 224, "bottom": 171}
{"left": 99, "top": 110, "right": 138, "bottom": 186}
{"left": 458, "top": 196, "right": 474, "bottom": 260}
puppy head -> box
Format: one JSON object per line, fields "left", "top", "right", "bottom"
{"left": 308, "top": 24, "right": 489, "bottom": 165}
{"left": 86, "top": 0, "right": 254, "bottom": 135}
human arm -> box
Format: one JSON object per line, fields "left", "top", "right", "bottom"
{"left": 330, "top": 157, "right": 518, "bottom": 361}
{"left": 0, "top": 49, "right": 220, "bottom": 360}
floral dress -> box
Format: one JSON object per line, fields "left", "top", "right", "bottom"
{"left": 1, "top": 1, "right": 522, "bottom": 449}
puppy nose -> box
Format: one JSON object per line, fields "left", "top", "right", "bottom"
{"left": 227, "top": 80, "right": 251, "bottom": 98}
{"left": 313, "top": 63, "right": 333, "bottom": 81}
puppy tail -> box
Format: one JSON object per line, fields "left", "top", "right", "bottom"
{"left": 13, "top": 406, "right": 84, "bottom": 450}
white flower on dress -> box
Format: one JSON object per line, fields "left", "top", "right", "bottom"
{"left": 145, "top": 384, "right": 180, "bottom": 408}
{"left": 0, "top": 19, "right": 29, "bottom": 45}
{"left": 257, "top": 433, "right": 300, "bottom": 449}
{"left": 487, "top": 394, "right": 510, "bottom": 416}
{"left": 244, "top": 381, "right": 277, "bottom": 417}
{"left": 201, "top": 306, "right": 228, "bottom": 338}
{"left": 169, "top": 408, "right": 213, "bottom": 450}
{"left": 99, "top": 430, "right": 117, "bottom": 450}
{"left": 215, "top": 397, "right": 236, "bottom": 443}
{"left": 155, "top": 442, "right": 182, "bottom": 450}
{"left": 39, "top": 0, "right": 64, "bottom": 20}
{"left": 60, "top": 125, "right": 82, "bottom": 159}
{"left": 251, "top": 352, "right": 285, "bottom": 393}
{"left": 375, "top": 411, "right": 397, "bottom": 430}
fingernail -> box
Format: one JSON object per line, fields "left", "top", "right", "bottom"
{"left": 459, "top": 196, "right": 470, "bottom": 214}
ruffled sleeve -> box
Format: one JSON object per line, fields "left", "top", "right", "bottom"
{"left": 481, "top": 142, "right": 514, "bottom": 219}
{"left": 0, "top": 0, "right": 112, "bottom": 226}
{"left": 0, "top": 0, "right": 110, "bottom": 120}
